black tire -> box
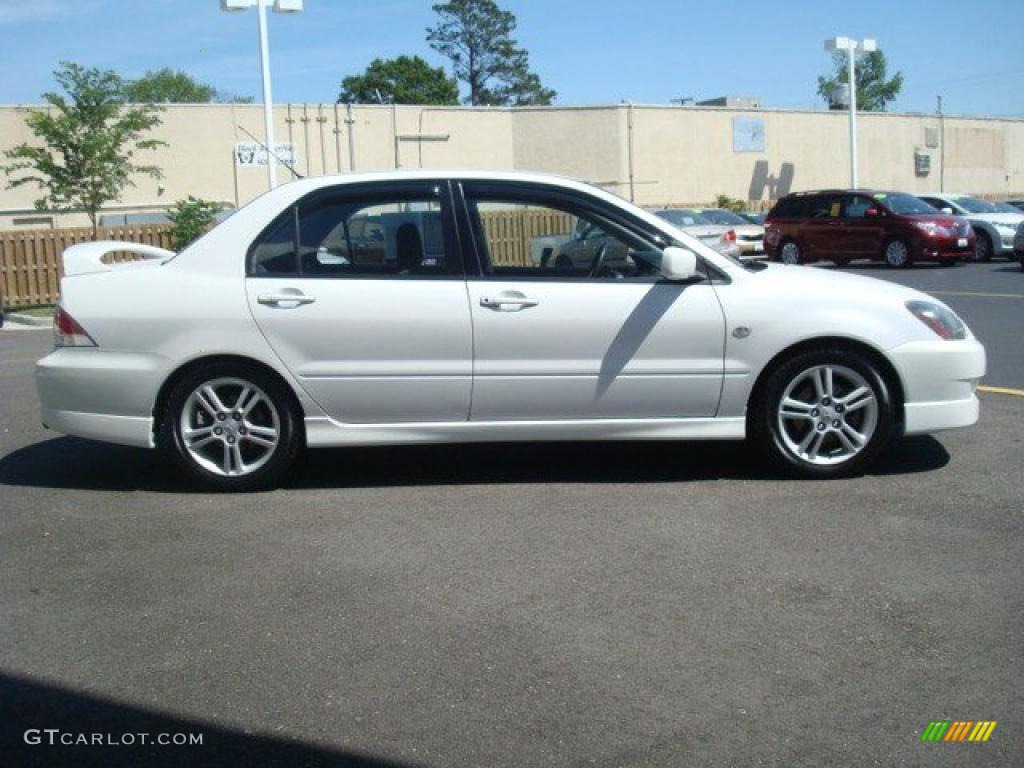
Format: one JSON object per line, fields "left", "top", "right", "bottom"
{"left": 973, "top": 231, "right": 992, "bottom": 262}
{"left": 749, "top": 347, "right": 896, "bottom": 479}
{"left": 158, "top": 361, "right": 301, "bottom": 491}
{"left": 883, "top": 237, "right": 911, "bottom": 268}
{"left": 778, "top": 239, "right": 802, "bottom": 265}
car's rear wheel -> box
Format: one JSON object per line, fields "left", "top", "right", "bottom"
{"left": 883, "top": 238, "right": 910, "bottom": 268}
{"left": 973, "top": 232, "right": 992, "bottom": 262}
{"left": 751, "top": 348, "right": 896, "bottom": 478}
{"left": 779, "top": 240, "right": 802, "bottom": 265}
{"left": 159, "top": 362, "right": 300, "bottom": 491}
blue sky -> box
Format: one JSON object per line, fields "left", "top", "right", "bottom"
{"left": 0, "top": 0, "right": 1021, "bottom": 115}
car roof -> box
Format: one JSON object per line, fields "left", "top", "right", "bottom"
{"left": 782, "top": 189, "right": 901, "bottom": 197}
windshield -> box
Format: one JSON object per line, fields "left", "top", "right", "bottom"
{"left": 655, "top": 209, "right": 712, "bottom": 227}
{"left": 956, "top": 196, "right": 999, "bottom": 214}
{"left": 700, "top": 209, "right": 749, "bottom": 226}
{"left": 992, "top": 201, "right": 1021, "bottom": 214}
{"left": 874, "top": 193, "right": 936, "bottom": 215}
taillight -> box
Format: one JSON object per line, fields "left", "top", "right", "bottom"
{"left": 54, "top": 306, "right": 97, "bottom": 347}
{"left": 724, "top": 229, "right": 737, "bottom": 242}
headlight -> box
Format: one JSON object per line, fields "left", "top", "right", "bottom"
{"left": 994, "top": 222, "right": 1016, "bottom": 232}
{"left": 914, "top": 221, "right": 938, "bottom": 235}
{"left": 906, "top": 300, "right": 966, "bottom": 340}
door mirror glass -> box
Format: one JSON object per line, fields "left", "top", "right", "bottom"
{"left": 660, "top": 246, "right": 698, "bottom": 281}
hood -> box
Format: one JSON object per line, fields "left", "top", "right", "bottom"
{"left": 756, "top": 263, "right": 938, "bottom": 304}
{"left": 968, "top": 212, "right": 1024, "bottom": 226}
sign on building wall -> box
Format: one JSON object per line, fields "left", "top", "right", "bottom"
{"left": 732, "top": 117, "right": 766, "bottom": 152}
{"left": 234, "top": 142, "right": 297, "bottom": 167}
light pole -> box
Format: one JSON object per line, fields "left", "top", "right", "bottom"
{"left": 220, "top": 0, "right": 303, "bottom": 190}
{"left": 824, "top": 36, "right": 876, "bottom": 188}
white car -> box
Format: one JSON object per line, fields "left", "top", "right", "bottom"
{"left": 38, "top": 171, "right": 985, "bottom": 490}
{"left": 918, "top": 193, "right": 1024, "bottom": 261}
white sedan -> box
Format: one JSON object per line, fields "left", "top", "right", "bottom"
{"left": 38, "top": 171, "right": 985, "bottom": 490}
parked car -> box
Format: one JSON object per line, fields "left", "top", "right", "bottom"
{"left": 38, "top": 171, "right": 985, "bottom": 490}
{"left": 652, "top": 208, "right": 741, "bottom": 258}
{"left": 1015, "top": 221, "right": 1024, "bottom": 270}
{"left": 739, "top": 211, "right": 767, "bottom": 225}
{"left": 917, "top": 193, "right": 1024, "bottom": 262}
{"left": 764, "top": 190, "right": 974, "bottom": 267}
{"left": 694, "top": 208, "right": 766, "bottom": 258}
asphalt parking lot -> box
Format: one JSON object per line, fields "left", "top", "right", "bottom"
{"left": 1, "top": 261, "right": 1021, "bottom": 767}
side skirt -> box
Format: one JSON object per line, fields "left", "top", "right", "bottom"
{"left": 304, "top": 416, "right": 746, "bottom": 447}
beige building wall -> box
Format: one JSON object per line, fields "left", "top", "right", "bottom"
{"left": 1, "top": 102, "right": 1022, "bottom": 228}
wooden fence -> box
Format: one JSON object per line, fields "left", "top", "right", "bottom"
{"left": 479, "top": 208, "right": 573, "bottom": 266}
{"left": 0, "top": 224, "right": 173, "bottom": 308}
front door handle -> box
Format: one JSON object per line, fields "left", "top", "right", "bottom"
{"left": 257, "top": 293, "right": 316, "bottom": 307}
{"left": 480, "top": 295, "right": 539, "bottom": 310}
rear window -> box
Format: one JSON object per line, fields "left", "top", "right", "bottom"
{"left": 768, "top": 196, "right": 807, "bottom": 219}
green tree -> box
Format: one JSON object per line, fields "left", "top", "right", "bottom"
{"left": 166, "top": 196, "right": 221, "bottom": 251}
{"left": 2, "top": 62, "right": 165, "bottom": 238}
{"left": 427, "top": 0, "right": 555, "bottom": 106}
{"left": 714, "top": 194, "right": 747, "bottom": 213}
{"left": 817, "top": 50, "right": 904, "bottom": 112}
{"left": 339, "top": 55, "right": 459, "bottom": 105}
{"left": 123, "top": 68, "right": 217, "bottom": 103}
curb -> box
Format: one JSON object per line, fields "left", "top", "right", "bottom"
{"left": 2, "top": 312, "right": 52, "bottom": 328}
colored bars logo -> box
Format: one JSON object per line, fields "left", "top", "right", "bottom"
{"left": 921, "top": 721, "right": 997, "bottom": 742}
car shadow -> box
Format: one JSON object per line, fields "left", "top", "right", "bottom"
{"left": 0, "top": 671, "right": 413, "bottom": 768}
{"left": 0, "top": 434, "right": 950, "bottom": 494}
{"left": 992, "top": 265, "right": 1023, "bottom": 273}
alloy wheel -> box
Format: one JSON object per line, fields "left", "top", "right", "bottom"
{"left": 780, "top": 242, "right": 801, "bottom": 265}
{"left": 776, "top": 364, "right": 879, "bottom": 466}
{"left": 179, "top": 377, "right": 280, "bottom": 477}
{"left": 974, "top": 234, "right": 992, "bottom": 262}
{"left": 885, "top": 240, "right": 909, "bottom": 268}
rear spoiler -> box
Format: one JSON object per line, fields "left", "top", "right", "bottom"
{"left": 62, "top": 241, "right": 175, "bottom": 277}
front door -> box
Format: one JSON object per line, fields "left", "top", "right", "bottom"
{"left": 458, "top": 181, "right": 726, "bottom": 422}
{"left": 840, "top": 194, "right": 886, "bottom": 257}
{"left": 246, "top": 181, "right": 473, "bottom": 424}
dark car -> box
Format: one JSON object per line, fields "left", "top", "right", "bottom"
{"left": 764, "top": 190, "right": 975, "bottom": 268}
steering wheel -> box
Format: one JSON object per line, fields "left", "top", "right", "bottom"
{"left": 588, "top": 244, "right": 609, "bottom": 278}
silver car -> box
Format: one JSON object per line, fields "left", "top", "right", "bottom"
{"left": 918, "top": 194, "right": 1024, "bottom": 261}
{"left": 652, "top": 209, "right": 741, "bottom": 258}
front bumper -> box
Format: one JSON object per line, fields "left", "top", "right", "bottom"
{"left": 37, "top": 348, "right": 162, "bottom": 448}
{"left": 887, "top": 337, "right": 986, "bottom": 435}
{"left": 913, "top": 233, "right": 974, "bottom": 261}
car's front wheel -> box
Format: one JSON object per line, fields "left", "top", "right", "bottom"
{"left": 973, "top": 232, "right": 992, "bottom": 262}
{"left": 751, "top": 349, "right": 896, "bottom": 478}
{"left": 159, "top": 362, "right": 300, "bottom": 491}
{"left": 883, "top": 238, "right": 910, "bottom": 268}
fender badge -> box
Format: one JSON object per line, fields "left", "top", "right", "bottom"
{"left": 732, "top": 326, "right": 751, "bottom": 339}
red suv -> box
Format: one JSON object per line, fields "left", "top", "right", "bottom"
{"left": 764, "top": 190, "right": 974, "bottom": 267}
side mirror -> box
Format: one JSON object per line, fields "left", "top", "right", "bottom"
{"left": 865, "top": 207, "right": 880, "bottom": 217}
{"left": 660, "top": 246, "right": 699, "bottom": 281}
{"left": 940, "top": 207, "right": 954, "bottom": 215}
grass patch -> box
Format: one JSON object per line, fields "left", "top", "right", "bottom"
{"left": 8, "top": 304, "right": 55, "bottom": 317}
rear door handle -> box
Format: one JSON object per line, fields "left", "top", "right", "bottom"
{"left": 257, "top": 293, "right": 316, "bottom": 306}
{"left": 480, "top": 296, "right": 539, "bottom": 310}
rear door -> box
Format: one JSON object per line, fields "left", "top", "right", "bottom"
{"left": 457, "top": 181, "right": 726, "bottom": 422}
{"left": 802, "top": 194, "right": 845, "bottom": 258}
{"left": 245, "top": 180, "right": 473, "bottom": 423}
